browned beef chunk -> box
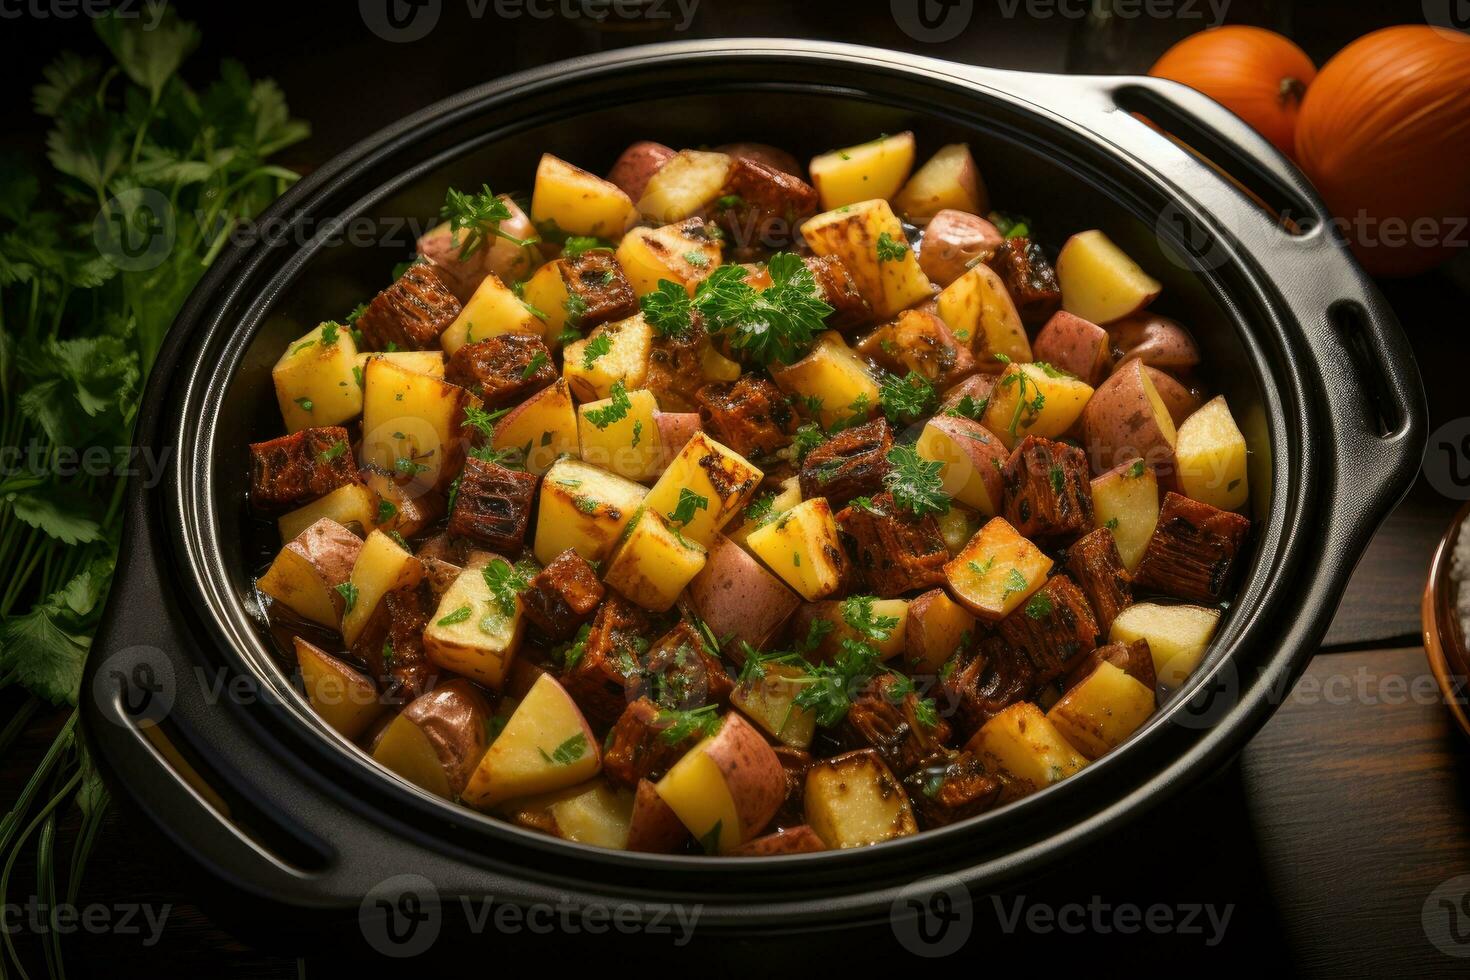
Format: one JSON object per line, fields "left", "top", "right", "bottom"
{"left": 835, "top": 492, "right": 948, "bottom": 597}
{"left": 986, "top": 237, "right": 1060, "bottom": 327}
{"left": 356, "top": 263, "right": 461, "bottom": 351}
{"left": 903, "top": 751, "right": 1001, "bottom": 828}
{"left": 249, "top": 426, "right": 358, "bottom": 510}
{"left": 841, "top": 674, "right": 953, "bottom": 778}
{"left": 889, "top": 309, "right": 976, "bottom": 389}
{"left": 996, "top": 574, "right": 1099, "bottom": 685}
{"left": 1065, "top": 527, "right": 1133, "bottom": 634}
{"left": 695, "top": 375, "right": 797, "bottom": 459}
{"left": 445, "top": 334, "right": 555, "bottom": 409}
{"left": 1001, "top": 435, "right": 1094, "bottom": 541}
{"left": 714, "top": 157, "right": 818, "bottom": 256}
{"left": 415, "top": 532, "right": 477, "bottom": 567}
{"left": 602, "top": 697, "right": 698, "bottom": 788}
{"left": 803, "top": 255, "right": 871, "bottom": 330}
{"left": 446, "top": 458, "right": 538, "bottom": 553}
{"left": 644, "top": 312, "right": 712, "bottom": 413}
{"left": 628, "top": 621, "right": 734, "bottom": 711}
{"left": 562, "top": 594, "right": 656, "bottom": 725}
{"left": 520, "top": 549, "right": 605, "bottom": 641}
{"left": 564, "top": 249, "right": 638, "bottom": 331}
{"left": 941, "top": 634, "right": 1037, "bottom": 742}
{"left": 1064, "top": 638, "right": 1156, "bottom": 693}
{"left": 798, "top": 417, "right": 893, "bottom": 508}
{"left": 771, "top": 746, "right": 813, "bottom": 830}
{"left": 1133, "top": 492, "right": 1250, "bottom": 603}
{"left": 353, "top": 581, "right": 438, "bottom": 704}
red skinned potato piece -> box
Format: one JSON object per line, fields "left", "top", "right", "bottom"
{"left": 1107, "top": 312, "right": 1201, "bottom": 372}
{"left": 918, "top": 209, "right": 1004, "bottom": 287}
{"left": 606, "top": 141, "right": 676, "bottom": 203}
{"left": 1082, "top": 359, "right": 1178, "bottom": 479}
{"left": 686, "top": 533, "right": 801, "bottom": 654}
{"left": 626, "top": 778, "right": 691, "bottom": 853}
{"left": 417, "top": 224, "right": 487, "bottom": 302}
{"left": 1032, "top": 310, "right": 1111, "bottom": 387}
{"left": 716, "top": 142, "right": 802, "bottom": 177}
{"left": 653, "top": 412, "right": 702, "bottom": 473}
{"left": 1142, "top": 365, "right": 1201, "bottom": 427}
{"left": 731, "top": 825, "right": 827, "bottom": 856}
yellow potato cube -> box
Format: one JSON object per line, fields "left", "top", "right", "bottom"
{"left": 893, "top": 142, "right": 986, "bottom": 221}
{"left": 981, "top": 362, "right": 1095, "bottom": 449}
{"left": 273, "top": 323, "right": 362, "bottom": 433}
{"left": 360, "top": 357, "right": 471, "bottom": 492}
{"left": 745, "top": 497, "right": 846, "bottom": 601}
{"left": 1057, "top": 229, "right": 1162, "bottom": 325}
{"left": 642, "top": 431, "right": 763, "bottom": 547}
{"left": 532, "top": 457, "right": 647, "bottom": 566}
{"left": 967, "top": 702, "right": 1088, "bottom": 801}
{"left": 577, "top": 387, "right": 661, "bottom": 481}
{"left": 916, "top": 416, "right": 1008, "bottom": 516}
{"left": 423, "top": 562, "right": 525, "bottom": 690}
{"left": 602, "top": 508, "right": 707, "bottom": 612}
{"left": 257, "top": 519, "right": 363, "bottom": 628}
{"left": 808, "top": 132, "right": 916, "bottom": 210}
{"left": 294, "top": 637, "right": 385, "bottom": 740}
{"left": 1175, "top": 395, "right": 1249, "bottom": 511}
{"left": 728, "top": 476, "right": 801, "bottom": 548}
{"left": 492, "top": 378, "right": 580, "bottom": 476}
{"left": 769, "top": 331, "right": 881, "bottom": 430}
{"left": 800, "top": 199, "right": 934, "bottom": 319}
{"left": 563, "top": 314, "right": 653, "bottom": 402}
{"left": 615, "top": 221, "right": 723, "bottom": 297}
{"left": 355, "top": 350, "right": 444, "bottom": 380}
{"left": 637, "top": 149, "right": 733, "bottom": 223}
{"left": 943, "top": 517, "right": 1053, "bottom": 620}
{"left": 504, "top": 780, "right": 635, "bottom": 849}
{"left": 800, "top": 597, "right": 910, "bottom": 662}
{"left": 530, "top": 153, "right": 638, "bottom": 239}
{"left": 440, "top": 272, "right": 544, "bottom": 355}
{"left": 519, "top": 260, "right": 572, "bottom": 349}
{"left": 936, "top": 263, "right": 1032, "bottom": 366}
{"left": 730, "top": 663, "right": 817, "bottom": 749}
{"left": 1110, "top": 602, "right": 1221, "bottom": 689}
{"left": 1046, "top": 661, "right": 1156, "bottom": 760}
{"left": 462, "top": 673, "right": 600, "bottom": 810}
{"left": 803, "top": 749, "right": 918, "bottom": 848}
{"left": 1091, "top": 458, "right": 1160, "bottom": 571}
{"left": 341, "top": 530, "right": 426, "bottom": 646}
{"left": 277, "top": 482, "right": 377, "bottom": 542}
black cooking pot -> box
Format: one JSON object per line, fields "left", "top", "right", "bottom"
{"left": 83, "top": 39, "right": 1424, "bottom": 942}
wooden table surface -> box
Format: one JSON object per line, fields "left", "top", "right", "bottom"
{"left": 3, "top": 2, "right": 1468, "bottom": 975}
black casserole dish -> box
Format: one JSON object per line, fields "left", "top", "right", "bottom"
{"left": 83, "top": 39, "right": 1424, "bottom": 936}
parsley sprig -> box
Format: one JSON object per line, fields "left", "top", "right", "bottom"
{"left": 584, "top": 379, "right": 632, "bottom": 429}
{"left": 879, "top": 371, "right": 936, "bottom": 426}
{"left": 883, "top": 443, "right": 950, "bottom": 518}
{"left": 482, "top": 558, "right": 528, "bottom": 617}
{"left": 440, "top": 184, "right": 536, "bottom": 260}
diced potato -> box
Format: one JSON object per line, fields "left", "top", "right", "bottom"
{"left": 1175, "top": 396, "right": 1249, "bottom": 511}
{"left": 601, "top": 508, "right": 707, "bottom": 612}
{"left": 372, "top": 713, "right": 453, "bottom": 798}
{"left": 936, "top": 263, "right": 1031, "bottom": 367}
{"left": 655, "top": 713, "right": 786, "bottom": 853}
{"left": 294, "top": 637, "right": 384, "bottom": 739}
{"left": 423, "top": 563, "right": 525, "bottom": 690}
{"left": 803, "top": 749, "right": 918, "bottom": 848}
{"left": 916, "top": 416, "right": 1007, "bottom": 516}
{"left": 904, "top": 588, "right": 976, "bottom": 676}
{"left": 730, "top": 663, "right": 817, "bottom": 749}
{"left": 277, "top": 482, "right": 377, "bottom": 543}
{"left": 1046, "top": 661, "right": 1156, "bottom": 759}
{"left": 440, "top": 273, "right": 544, "bottom": 355}
{"left": 257, "top": 518, "right": 363, "bottom": 628}
{"left": 1091, "top": 458, "right": 1160, "bottom": 571}
{"left": 1057, "top": 229, "right": 1162, "bottom": 325}
{"left": 636, "top": 150, "right": 733, "bottom": 223}
{"left": 745, "top": 498, "right": 846, "bottom": 601}
{"left": 532, "top": 457, "right": 647, "bottom": 565}
{"left": 341, "top": 530, "right": 426, "bottom": 646}
{"left": 577, "top": 387, "right": 661, "bottom": 481}
{"left": 935, "top": 506, "right": 980, "bottom": 556}
{"left": 796, "top": 598, "right": 909, "bottom": 662}
{"left": 615, "top": 222, "right": 723, "bottom": 297}
{"left": 462, "top": 673, "right": 601, "bottom": 810}
{"left": 808, "top": 132, "right": 916, "bottom": 210}
{"left": 519, "top": 260, "right": 572, "bottom": 349}
{"left": 893, "top": 142, "right": 986, "bottom": 221}
{"left": 503, "top": 780, "right": 635, "bottom": 849}
{"left": 1110, "top": 602, "right": 1221, "bottom": 689}
{"left": 361, "top": 468, "right": 439, "bottom": 537}
{"left": 966, "top": 702, "right": 1088, "bottom": 800}
{"left": 355, "top": 350, "right": 445, "bottom": 380}
{"left": 728, "top": 476, "right": 801, "bottom": 547}
{"left": 360, "top": 357, "right": 472, "bottom": 492}
{"left": 641, "top": 431, "right": 763, "bottom": 547}
{"left": 531, "top": 153, "right": 638, "bottom": 239}
{"left": 800, "top": 200, "right": 934, "bottom": 319}
{"left": 943, "top": 516, "right": 1053, "bottom": 620}
{"left": 273, "top": 323, "right": 362, "bottom": 433}
{"left": 563, "top": 314, "right": 653, "bottom": 402}
{"left": 769, "top": 331, "right": 881, "bottom": 430}
{"left": 492, "top": 378, "right": 580, "bottom": 476}
{"left": 981, "top": 362, "right": 1095, "bottom": 450}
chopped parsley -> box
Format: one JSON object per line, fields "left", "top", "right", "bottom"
{"left": 883, "top": 443, "right": 950, "bottom": 518}
{"left": 1024, "top": 591, "right": 1054, "bottom": 619}
{"left": 334, "top": 582, "right": 358, "bottom": 614}
{"left": 581, "top": 332, "right": 612, "bottom": 369}
{"left": 562, "top": 235, "right": 614, "bottom": 257}
{"left": 583, "top": 379, "right": 631, "bottom": 429}
{"left": 640, "top": 279, "right": 695, "bottom": 337}
{"left": 293, "top": 397, "right": 313, "bottom": 413}
{"left": 316, "top": 440, "right": 348, "bottom": 463}
{"left": 482, "top": 558, "right": 528, "bottom": 616}
{"left": 668, "top": 488, "right": 709, "bottom": 528}
{"left": 437, "top": 604, "right": 472, "bottom": 627}
{"left": 376, "top": 499, "right": 398, "bottom": 525}
{"left": 656, "top": 704, "right": 722, "bottom": 744}
{"left": 520, "top": 350, "right": 548, "bottom": 380}
{"left": 879, "top": 371, "right": 936, "bottom": 426}
{"left": 538, "top": 732, "right": 588, "bottom": 766}
{"left": 876, "top": 231, "right": 909, "bottom": 262}
{"left": 440, "top": 184, "right": 536, "bottom": 259}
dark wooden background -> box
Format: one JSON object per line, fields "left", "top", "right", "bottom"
{"left": 3, "top": 0, "right": 1469, "bottom": 974}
